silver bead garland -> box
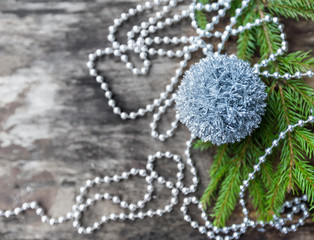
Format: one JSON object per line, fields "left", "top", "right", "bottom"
{"left": 1, "top": 0, "right": 314, "bottom": 239}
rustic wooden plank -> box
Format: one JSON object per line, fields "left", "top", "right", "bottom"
{"left": 0, "top": 0, "right": 313, "bottom": 239}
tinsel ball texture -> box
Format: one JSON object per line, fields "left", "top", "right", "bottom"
{"left": 175, "top": 54, "right": 267, "bottom": 145}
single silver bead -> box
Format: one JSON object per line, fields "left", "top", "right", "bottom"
{"left": 302, "top": 194, "right": 308, "bottom": 201}
{"left": 273, "top": 17, "right": 279, "bottom": 23}
{"left": 14, "top": 208, "right": 21, "bottom": 215}
{"left": 119, "top": 213, "right": 126, "bottom": 220}
{"left": 295, "top": 71, "right": 301, "bottom": 78}
{"left": 41, "top": 215, "right": 48, "bottom": 222}
{"left": 287, "top": 125, "right": 293, "bottom": 132}
{"left": 291, "top": 224, "right": 297, "bottom": 232}
{"left": 259, "top": 156, "right": 266, "bottom": 163}
{"left": 273, "top": 72, "right": 279, "bottom": 78}
{"left": 306, "top": 71, "right": 313, "bottom": 77}
{"left": 265, "top": 148, "right": 272, "bottom": 155}
{"left": 279, "top": 132, "right": 286, "bottom": 139}
{"left": 112, "top": 196, "right": 120, "bottom": 204}
{"left": 73, "top": 220, "right": 79, "bottom": 228}
{"left": 254, "top": 164, "right": 260, "bottom": 171}
{"left": 156, "top": 209, "right": 163, "bottom": 216}
{"left": 101, "top": 216, "right": 108, "bottom": 222}
{"left": 191, "top": 221, "right": 198, "bottom": 228}
{"left": 109, "top": 213, "right": 117, "bottom": 220}
{"left": 36, "top": 208, "right": 44, "bottom": 216}
{"left": 93, "top": 222, "right": 100, "bottom": 229}
{"left": 129, "top": 204, "right": 136, "bottom": 211}
{"left": 272, "top": 140, "right": 278, "bottom": 147}
{"left": 233, "top": 232, "right": 239, "bottom": 239}
{"left": 277, "top": 48, "right": 283, "bottom": 55}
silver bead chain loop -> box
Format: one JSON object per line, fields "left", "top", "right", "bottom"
{"left": 2, "top": 0, "right": 313, "bottom": 238}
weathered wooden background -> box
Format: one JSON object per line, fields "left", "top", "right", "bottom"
{"left": 0, "top": 0, "right": 313, "bottom": 239}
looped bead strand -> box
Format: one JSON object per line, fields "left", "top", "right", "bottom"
{"left": 2, "top": 0, "right": 313, "bottom": 238}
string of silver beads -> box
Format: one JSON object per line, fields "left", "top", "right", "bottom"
{"left": 1, "top": 0, "right": 314, "bottom": 239}
{"left": 0, "top": 135, "right": 198, "bottom": 235}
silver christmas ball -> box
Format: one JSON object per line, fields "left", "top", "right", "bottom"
{"left": 175, "top": 54, "right": 267, "bottom": 145}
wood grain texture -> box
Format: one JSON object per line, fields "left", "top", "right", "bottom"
{"left": 0, "top": 0, "right": 313, "bottom": 239}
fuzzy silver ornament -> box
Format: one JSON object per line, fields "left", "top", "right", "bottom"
{"left": 175, "top": 54, "right": 267, "bottom": 145}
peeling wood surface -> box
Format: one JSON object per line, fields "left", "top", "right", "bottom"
{"left": 0, "top": 1, "right": 314, "bottom": 239}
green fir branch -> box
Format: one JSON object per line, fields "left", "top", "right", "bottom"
{"left": 294, "top": 158, "right": 314, "bottom": 205}
{"left": 265, "top": 162, "right": 290, "bottom": 220}
{"left": 194, "top": 139, "right": 213, "bottom": 151}
{"left": 195, "top": 0, "right": 210, "bottom": 29}
{"left": 201, "top": 144, "right": 229, "bottom": 209}
{"left": 266, "top": 0, "right": 314, "bottom": 20}
{"left": 212, "top": 148, "right": 244, "bottom": 226}
{"left": 195, "top": 0, "right": 314, "bottom": 226}
{"left": 236, "top": 1, "right": 259, "bottom": 61}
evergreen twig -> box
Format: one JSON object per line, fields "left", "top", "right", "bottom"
{"left": 195, "top": 0, "right": 314, "bottom": 226}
